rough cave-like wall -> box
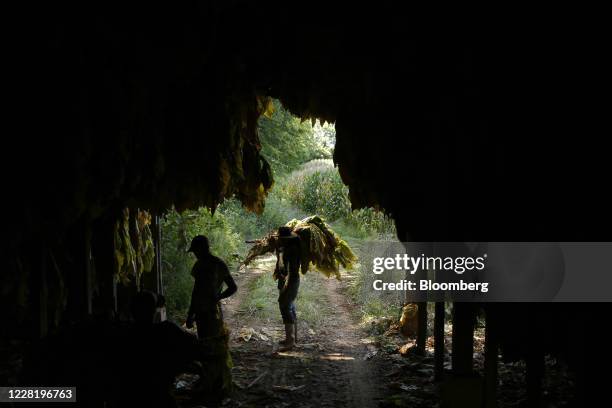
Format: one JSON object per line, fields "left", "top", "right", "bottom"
{"left": 9, "top": 3, "right": 607, "bottom": 248}
{"left": 3, "top": 3, "right": 609, "bottom": 340}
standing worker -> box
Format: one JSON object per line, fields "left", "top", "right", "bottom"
{"left": 186, "top": 235, "right": 237, "bottom": 337}
{"left": 275, "top": 226, "right": 301, "bottom": 349}
{"left": 186, "top": 234, "right": 237, "bottom": 402}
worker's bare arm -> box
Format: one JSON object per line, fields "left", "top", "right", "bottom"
{"left": 218, "top": 267, "right": 237, "bottom": 300}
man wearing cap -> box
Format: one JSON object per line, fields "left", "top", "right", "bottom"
{"left": 186, "top": 235, "right": 237, "bottom": 338}
{"left": 185, "top": 234, "right": 236, "bottom": 401}
{"left": 275, "top": 226, "right": 301, "bottom": 349}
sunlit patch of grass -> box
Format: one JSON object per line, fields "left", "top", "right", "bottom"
{"left": 360, "top": 296, "right": 400, "bottom": 324}
{"left": 238, "top": 270, "right": 333, "bottom": 328}
{"left": 295, "top": 273, "right": 333, "bottom": 327}
{"left": 238, "top": 271, "right": 278, "bottom": 319}
{"left": 341, "top": 254, "right": 402, "bottom": 328}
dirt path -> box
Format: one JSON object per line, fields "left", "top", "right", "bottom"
{"left": 221, "top": 259, "right": 386, "bottom": 408}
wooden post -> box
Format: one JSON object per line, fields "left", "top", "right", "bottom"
{"left": 451, "top": 302, "right": 475, "bottom": 375}
{"left": 92, "top": 214, "right": 118, "bottom": 319}
{"left": 526, "top": 351, "right": 544, "bottom": 407}
{"left": 415, "top": 242, "right": 432, "bottom": 356}
{"left": 416, "top": 301, "right": 428, "bottom": 355}
{"left": 432, "top": 242, "right": 445, "bottom": 380}
{"left": 84, "top": 227, "right": 93, "bottom": 316}
{"left": 434, "top": 301, "right": 445, "bottom": 381}
{"left": 483, "top": 309, "right": 498, "bottom": 407}
{"left": 34, "top": 242, "right": 49, "bottom": 339}
{"left": 154, "top": 214, "right": 163, "bottom": 295}
{"left": 65, "top": 221, "right": 92, "bottom": 321}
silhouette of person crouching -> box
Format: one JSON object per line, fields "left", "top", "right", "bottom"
{"left": 111, "top": 291, "right": 198, "bottom": 408}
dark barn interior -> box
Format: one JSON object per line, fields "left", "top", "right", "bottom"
{"left": 2, "top": 3, "right": 610, "bottom": 407}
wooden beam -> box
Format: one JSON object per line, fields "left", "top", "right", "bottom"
{"left": 434, "top": 301, "right": 445, "bottom": 381}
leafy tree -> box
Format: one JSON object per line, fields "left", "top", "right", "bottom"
{"left": 259, "top": 100, "right": 331, "bottom": 177}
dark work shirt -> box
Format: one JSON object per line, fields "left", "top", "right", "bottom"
{"left": 189, "top": 254, "right": 230, "bottom": 315}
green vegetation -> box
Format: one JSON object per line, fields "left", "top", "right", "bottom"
{"left": 283, "top": 160, "right": 351, "bottom": 222}
{"left": 259, "top": 100, "right": 331, "bottom": 176}
{"left": 342, "top": 240, "right": 404, "bottom": 328}
{"left": 161, "top": 100, "right": 398, "bottom": 322}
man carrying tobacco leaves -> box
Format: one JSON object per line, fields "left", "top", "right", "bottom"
{"left": 274, "top": 226, "right": 302, "bottom": 350}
